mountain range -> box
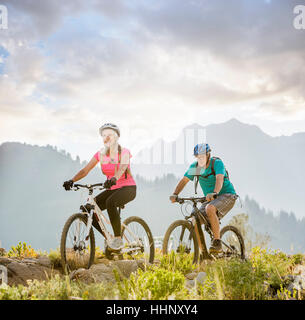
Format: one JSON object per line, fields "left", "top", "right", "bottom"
{"left": 0, "top": 118, "right": 304, "bottom": 253}
{"left": 132, "top": 118, "right": 305, "bottom": 219}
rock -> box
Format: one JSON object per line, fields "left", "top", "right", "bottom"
{"left": 69, "top": 267, "right": 113, "bottom": 284}
{"left": 95, "top": 258, "right": 111, "bottom": 265}
{"left": 110, "top": 260, "right": 138, "bottom": 278}
{"left": 0, "top": 257, "right": 60, "bottom": 287}
{"left": 0, "top": 257, "right": 13, "bottom": 266}
{"left": 37, "top": 256, "right": 52, "bottom": 268}
{"left": 21, "top": 258, "right": 38, "bottom": 264}
{"left": 0, "top": 248, "right": 6, "bottom": 256}
{"left": 185, "top": 279, "right": 195, "bottom": 288}
{"left": 185, "top": 272, "right": 198, "bottom": 280}
{"left": 69, "top": 260, "right": 140, "bottom": 284}
{"left": 90, "top": 263, "right": 113, "bottom": 274}
{"left": 136, "top": 259, "right": 152, "bottom": 271}
{"left": 184, "top": 272, "right": 207, "bottom": 289}
{"left": 72, "top": 269, "right": 111, "bottom": 284}
{"left": 287, "top": 274, "right": 305, "bottom": 297}
{"left": 293, "top": 265, "right": 305, "bottom": 275}
{"left": 196, "top": 272, "right": 207, "bottom": 285}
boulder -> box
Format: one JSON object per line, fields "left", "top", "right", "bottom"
{"left": 185, "top": 272, "right": 198, "bottom": 280}
{"left": 136, "top": 258, "right": 152, "bottom": 271}
{"left": 196, "top": 272, "right": 207, "bottom": 285}
{"left": 110, "top": 260, "right": 138, "bottom": 278}
{"left": 287, "top": 274, "right": 305, "bottom": 296}
{"left": 69, "top": 259, "right": 141, "bottom": 284}
{"left": 0, "top": 256, "right": 60, "bottom": 287}
{"left": 185, "top": 279, "right": 195, "bottom": 289}
{"left": 37, "top": 256, "right": 52, "bottom": 268}
{"left": 184, "top": 272, "right": 207, "bottom": 288}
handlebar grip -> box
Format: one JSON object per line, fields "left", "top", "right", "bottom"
{"left": 177, "top": 198, "right": 184, "bottom": 204}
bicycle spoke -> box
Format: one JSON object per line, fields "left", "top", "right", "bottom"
{"left": 221, "top": 229, "right": 243, "bottom": 259}
{"left": 122, "top": 221, "right": 151, "bottom": 261}
{"left": 63, "top": 216, "right": 94, "bottom": 270}
{"left": 168, "top": 225, "right": 195, "bottom": 254}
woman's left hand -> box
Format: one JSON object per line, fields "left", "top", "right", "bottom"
{"left": 104, "top": 177, "right": 117, "bottom": 189}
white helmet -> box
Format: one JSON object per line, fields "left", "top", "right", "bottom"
{"left": 99, "top": 123, "right": 120, "bottom": 137}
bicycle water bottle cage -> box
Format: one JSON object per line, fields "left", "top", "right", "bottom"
{"left": 80, "top": 203, "right": 95, "bottom": 212}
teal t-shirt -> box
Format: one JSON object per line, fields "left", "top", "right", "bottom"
{"left": 184, "top": 158, "right": 236, "bottom": 196}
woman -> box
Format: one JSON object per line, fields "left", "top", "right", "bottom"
{"left": 63, "top": 123, "right": 137, "bottom": 250}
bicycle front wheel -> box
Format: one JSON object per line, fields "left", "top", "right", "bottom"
{"left": 60, "top": 213, "right": 95, "bottom": 273}
{"left": 162, "top": 220, "right": 199, "bottom": 264}
{"left": 220, "top": 225, "right": 245, "bottom": 260}
{"left": 121, "top": 216, "right": 155, "bottom": 264}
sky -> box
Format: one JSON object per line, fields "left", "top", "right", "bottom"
{"left": 0, "top": 0, "right": 305, "bottom": 162}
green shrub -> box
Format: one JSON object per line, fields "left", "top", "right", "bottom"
{"left": 115, "top": 266, "right": 185, "bottom": 300}
{"left": 276, "top": 285, "right": 297, "bottom": 300}
{"left": 203, "top": 258, "right": 267, "bottom": 300}
{"left": 1, "top": 244, "right": 303, "bottom": 300}
{"left": 159, "top": 251, "right": 197, "bottom": 275}
{"left": 7, "top": 242, "right": 38, "bottom": 259}
{"left": 250, "top": 247, "right": 293, "bottom": 289}
{"left": 291, "top": 253, "right": 304, "bottom": 265}
{"left": 48, "top": 248, "right": 62, "bottom": 268}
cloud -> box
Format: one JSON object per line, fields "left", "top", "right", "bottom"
{"left": 0, "top": 0, "right": 305, "bottom": 156}
{"left": 259, "top": 97, "right": 305, "bottom": 118}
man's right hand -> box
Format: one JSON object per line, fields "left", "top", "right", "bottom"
{"left": 169, "top": 194, "right": 178, "bottom": 203}
{"left": 63, "top": 179, "right": 74, "bottom": 190}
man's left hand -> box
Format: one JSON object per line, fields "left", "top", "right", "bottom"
{"left": 206, "top": 192, "right": 218, "bottom": 201}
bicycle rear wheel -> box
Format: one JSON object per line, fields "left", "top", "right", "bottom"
{"left": 162, "top": 220, "right": 199, "bottom": 264}
{"left": 60, "top": 213, "right": 95, "bottom": 273}
{"left": 121, "top": 216, "right": 155, "bottom": 264}
{"left": 220, "top": 225, "right": 245, "bottom": 260}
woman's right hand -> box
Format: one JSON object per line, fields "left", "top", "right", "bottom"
{"left": 63, "top": 180, "right": 74, "bottom": 190}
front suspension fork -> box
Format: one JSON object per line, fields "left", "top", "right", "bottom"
{"left": 85, "top": 211, "right": 93, "bottom": 241}
{"left": 194, "top": 214, "right": 210, "bottom": 259}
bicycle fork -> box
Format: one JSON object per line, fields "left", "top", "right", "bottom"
{"left": 193, "top": 212, "right": 210, "bottom": 260}
{"left": 84, "top": 211, "right": 93, "bottom": 241}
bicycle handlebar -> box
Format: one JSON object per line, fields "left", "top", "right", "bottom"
{"left": 72, "top": 183, "right": 105, "bottom": 190}
{"left": 176, "top": 194, "right": 218, "bottom": 204}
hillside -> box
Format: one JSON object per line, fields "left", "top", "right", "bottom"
{"left": 132, "top": 118, "right": 305, "bottom": 219}
{"left": 0, "top": 141, "right": 304, "bottom": 253}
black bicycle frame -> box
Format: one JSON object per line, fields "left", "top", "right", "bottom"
{"left": 190, "top": 204, "right": 211, "bottom": 259}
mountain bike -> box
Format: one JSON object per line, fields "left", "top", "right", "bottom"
{"left": 60, "top": 183, "right": 155, "bottom": 273}
{"left": 162, "top": 195, "right": 245, "bottom": 263}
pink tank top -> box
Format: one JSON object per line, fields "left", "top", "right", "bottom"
{"left": 94, "top": 147, "right": 136, "bottom": 190}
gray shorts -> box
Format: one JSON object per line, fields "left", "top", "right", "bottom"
{"left": 199, "top": 193, "right": 238, "bottom": 219}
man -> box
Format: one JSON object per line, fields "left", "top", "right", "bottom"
{"left": 169, "top": 143, "right": 238, "bottom": 253}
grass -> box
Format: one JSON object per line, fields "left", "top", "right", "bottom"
{"left": 0, "top": 243, "right": 304, "bottom": 300}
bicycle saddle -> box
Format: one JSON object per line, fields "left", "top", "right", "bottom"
{"left": 118, "top": 205, "right": 125, "bottom": 209}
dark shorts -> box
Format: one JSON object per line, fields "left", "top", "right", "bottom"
{"left": 199, "top": 193, "right": 238, "bottom": 219}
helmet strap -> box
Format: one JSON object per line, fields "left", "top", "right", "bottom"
{"left": 205, "top": 153, "right": 210, "bottom": 168}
